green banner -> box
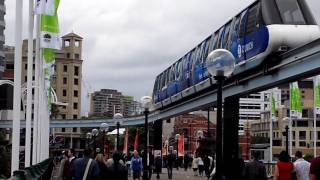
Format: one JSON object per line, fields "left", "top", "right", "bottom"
{"left": 40, "top": 0, "right": 60, "bottom": 49}
{"left": 271, "top": 95, "right": 276, "bottom": 117}
{"left": 290, "top": 82, "right": 302, "bottom": 118}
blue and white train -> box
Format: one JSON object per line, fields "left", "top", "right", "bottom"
{"left": 152, "top": 0, "right": 320, "bottom": 109}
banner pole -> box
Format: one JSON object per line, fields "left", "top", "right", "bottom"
{"left": 11, "top": 0, "right": 23, "bottom": 174}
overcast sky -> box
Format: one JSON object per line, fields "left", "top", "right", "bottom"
{"left": 4, "top": 0, "right": 320, "bottom": 115}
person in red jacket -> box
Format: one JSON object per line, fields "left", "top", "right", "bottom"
{"left": 274, "top": 151, "right": 294, "bottom": 180}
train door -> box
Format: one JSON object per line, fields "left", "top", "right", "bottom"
{"left": 229, "top": 16, "right": 241, "bottom": 62}
{"left": 153, "top": 76, "right": 160, "bottom": 103}
{"left": 237, "top": 10, "right": 249, "bottom": 63}
{"left": 243, "top": 2, "right": 269, "bottom": 60}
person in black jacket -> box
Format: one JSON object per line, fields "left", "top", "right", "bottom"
{"left": 166, "top": 147, "right": 175, "bottom": 179}
{"left": 106, "top": 151, "right": 128, "bottom": 180}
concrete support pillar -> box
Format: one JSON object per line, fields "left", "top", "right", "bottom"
{"left": 153, "top": 120, "right": 163, "bottom": 151}
{"left": 223, "top": 96, "right": 240, "bottom": 180}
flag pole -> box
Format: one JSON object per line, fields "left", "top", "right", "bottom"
{"left": 314, "top": 77, "right": 317, "bottom": 157}
{"left": 289, "top": 83, "right": 293, "bottom": 158}
{"left": 25, "top": 0, "right": 35, "bottom": 168}
{"left": 35, "top": 13, "right": 41, "bottom": 163}
{"left": 269, "top": 90, "right": 273, "bottom": 162}
{"left": 11, "top": 0, "right": 23, "bottom": 174}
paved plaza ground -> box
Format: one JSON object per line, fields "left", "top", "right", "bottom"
{"left": 148, "top": 168, "right": 208, "bottom": 180}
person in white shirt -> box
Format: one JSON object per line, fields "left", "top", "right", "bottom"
{"left": 294, "top": 151, "right": 310, "bottom": 180}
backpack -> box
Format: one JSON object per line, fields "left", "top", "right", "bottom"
{"left": 131, "top": 157, "right": 141, "bottom": 171}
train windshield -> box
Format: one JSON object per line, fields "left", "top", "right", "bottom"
{"left": 275, "top": 0, "right": 306, "bottom": 24}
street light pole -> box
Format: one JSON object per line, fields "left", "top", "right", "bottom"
{"left": 117, "top": 122, "right": 120, "bottom": 150}
{"left": 141, "top": 96, "right": 152, "bottom": 180}
{"left": 114, "top": 113, "right": 123, "bottom": 151}
{"left": 100, "top": 123, "right": 109, "bottom": 155}
{"left": 285, "top": 125, "right": 289, "bottom": 154}
{"left": 206, "top": 49, "right": 235, "bottom": 180}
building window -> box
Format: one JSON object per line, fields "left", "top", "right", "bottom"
{"left": 63, "top": 89, "right": 67, "bottom": 97}
{"left": 74, "top": 90, "right": 78, "bottom": 97}
{"left": 73, "top": 128, "right": 77, "bottom": 132}
{"left": 75, "top": 54, "right": 80, "bottom": 59}
{"left": 74, "top": 78, "right": 79, "bottom": 85}
{"left": 318, "top": 132, "right": 320, "bottom": 140}
{"left": 63, "top": 65, "right": 68, "bottom": 72}
{"left": 63, "top": 77, "right": 67, "bottom": 84}
{"left": 65, "top": 40, "right": 70, "bottom": 47}
{"left": 74, "top": 66, "right": 79, "bottom": 76}
{"left": 62, "top": 114, "right": 66, "bottom": 119}
{"left": 75, "top": 41, "right": 80, "bottom": 47}
{"left": 62, "top": 128, "right": 65, "bottom": 132}
{"left": 73, "top": 115, "right": 78, "bottom": 119}
{"left": 32, "top": 76, "right": 35, "bottom": 81}
{"left": 293, "top": 131, "right": 295, "bottom": 140}
{"left": 66, "top": 53, "right": 70, "bottom": 58}
{"left": 25, "top": 64, "right": 27, "bottom": 70}
{"left": 299, "top": 141, "right": 306, "bottom": 147}
{"left": 73, "top": 102, "right": 78, "bottom": 109}
{"left": 24, "top": 76, "right": 27, "bottom": 82}
{"left": 299, "top": 131, "right": 306, "bottom": 140}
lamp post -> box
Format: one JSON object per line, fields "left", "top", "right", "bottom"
{"left": 100, "top": 123, "right": 109, "bottom": 155}
{"left": 86, "top": 132, "right": 92, "bottom": 148}
{"left": 141, "top": 96, "right": 152, "bottom": 180}
{"left": 175, "top": 134, "right": 180, "bottom": 155}
{"left": 92, "top": 128, "right": 99, "bottom": 156}
{"left": 206, "top": 49, "right": 235, "bottom": 179}
{"left": 113, "top": 113, "right": 123, "bottom": 151}
{"left": 282, "top": 117, "right": 290, "bottom": 154}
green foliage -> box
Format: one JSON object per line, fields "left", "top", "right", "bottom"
{"left": 304, "top": 153, "right": 314, "bottom": 162}
{"left": 0, "top": 129, "right": 10, "bottom": 178}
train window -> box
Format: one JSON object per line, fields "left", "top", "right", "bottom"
{"left": 208, "top": 34, "right": 217, "bottom": 53}
{"left": 201, "top": 40, "right": 209, "bottom": 63}
{"left": 216, "top": 27, "right": 224, "bottom": 48}
{"left": 222, "top": 23, "right": 231, "bottom": 49}
{"left": 159, "top": 73, "right": 165, "bottom": 89}
{"left": 169, "top": 66, "right": 175, "bottom": 82}
{"left": 246, "top": 3, "right": 260, "bottom": 35}
{"left": 175, "top": 60, "right": 182, "bottom": 80}
{"left": 275, "top": 0, "right": 306, "bottom": 25}
{"left": 239, "top": 10, "right": 248, "bottom": 38}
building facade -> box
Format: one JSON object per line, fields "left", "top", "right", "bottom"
{"left": 251, "top": 80, "right": 320, "bottom": 159}
{"left": 90, "top": 89, "right": 140, "bottom": 118}
{"left": 171, "top": 114, "right": 216, "bottom": 155}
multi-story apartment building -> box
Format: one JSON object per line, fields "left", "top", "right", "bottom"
{"left": 0, "top": 0, "right": 5, "bottom": 78}
{"left": 251, "top": 80, "right": 320, "bottom": 158}
{"left": 90, "top": 89, "right": 139, "bottom": 118}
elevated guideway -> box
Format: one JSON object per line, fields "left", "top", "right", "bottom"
{"left": 1, "top": 39, "right": 320, "bottom": 128}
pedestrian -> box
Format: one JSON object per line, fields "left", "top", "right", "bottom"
{"left": 293, "top": 151, "right": 310, "bottom": 180}
{"left": 242, "top": 151, "right": 267, "bottom": 180}
{"left": 131, "top": 150, "right": 142, "bottom": 180}
{"left": 154, "top": 155, "right": 162, "bottom": 179}
{"left": 63, "top": 148, "right": 76, "bottom": 180}
{"left": 95, "top": 153, "right": 108, "bottom": 180}
{"left": 184, "top": 153, "right": 189, "bottom": 171}
{"left": 57, "top": 150, "right": 68, "bottom": 180}
{"left": 273, "top": 151, "right": 294, "bottom": 180}
{"left": 71, "top": 148, "right": 100, "bottom": 180}
{"left": 192, "top": 155, "right": 199, "bottom": 176}
{"left": 198, "top": 155, "right": 204, "bottom": 176}
{"left": 106, "top": 151, "right": 128, "bottom": 180}
{"left": 310, "top": 154, "right": 320, "bottom": 180}
{"left": 166, "top": 147, "right": 175, "bottom": 179}
{"left": 126, "top": 153, "right": 132, "bottom": 177}
{"left": 204, "top": 154, "right": 211, "bottom": 178}
{"left": 147, "top": 146, "right": 154, "bottom": 180}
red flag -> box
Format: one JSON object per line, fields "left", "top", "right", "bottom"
{"left": 178, "top": 134, "right": 184, "bottom": 157}
{"left": 123, "top": 129, "right": 128, "bottom": 154}
{"left": 134, "top": 128, "right": 139, "bottom": 151}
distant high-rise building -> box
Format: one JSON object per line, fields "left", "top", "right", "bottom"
{"left": 90, "top": 89, "right": 139, "bottom": 117}
{"left": 0, "top": 0, "right": 5, "bottom": 78}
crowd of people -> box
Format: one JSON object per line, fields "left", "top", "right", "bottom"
{"left": 54, "top": 147, "right": 320, "bottom": 180}
{"left": 242, "top": 150, "right": 320, "bottom": 180}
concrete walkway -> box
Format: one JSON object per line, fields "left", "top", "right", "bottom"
{"left": 149, "top": 168, "right": 208, "bottom": 180}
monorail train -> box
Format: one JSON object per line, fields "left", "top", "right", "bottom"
{"left": 152, "top": 0, "right": 320, "bottom": 109}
